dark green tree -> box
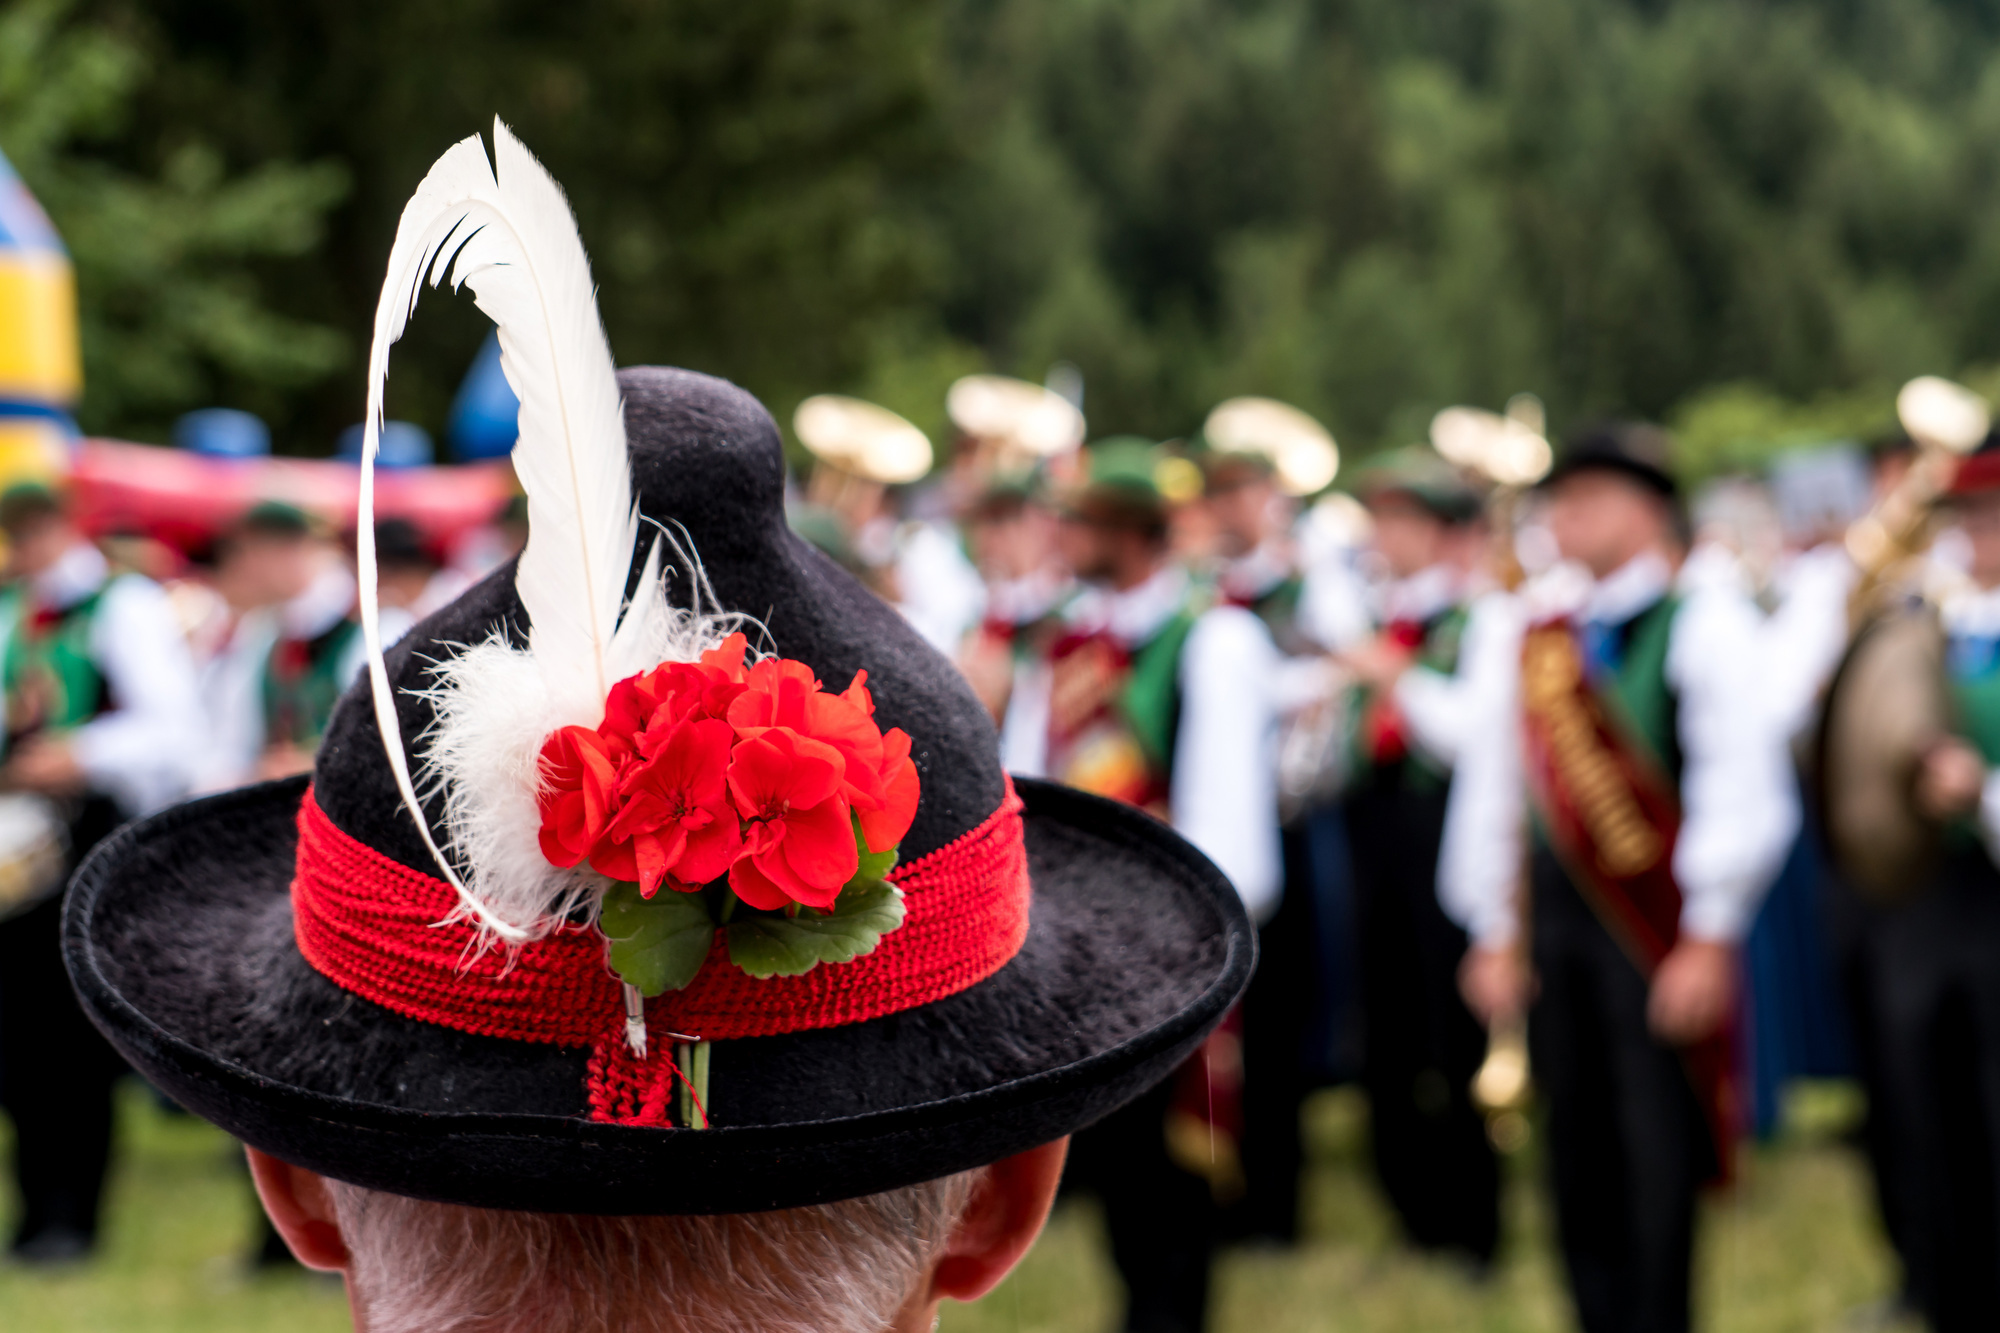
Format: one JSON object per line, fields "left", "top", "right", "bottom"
{"left": 0, "top": 0, "right": 348, "bottom": 439}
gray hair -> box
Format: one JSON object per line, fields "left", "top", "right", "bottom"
{"left": 324, "top": 1170, "right": 982, "bottom": 1333}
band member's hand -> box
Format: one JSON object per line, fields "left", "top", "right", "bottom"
{"left": 1916, "top": 738, "right": 1986, "bottom": 821}
{"left": 1459, "top": 943, "right": 1531, "bottom": 1029}
{"left": 0, "top": 736, "right": 86, "bottom": 797}
{"left": 1647, "top": 938, "right": 1737, "bottom": 1046}
{"left": 1334, "top": 637, "right": 1414, "bottom": 691}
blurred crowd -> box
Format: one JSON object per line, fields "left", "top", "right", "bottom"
{"left": 780, "top": 378, "right": 2000, "bottom": 1333}
{"left": 0, "top": 371, "right": 1997, "bottom": 1333}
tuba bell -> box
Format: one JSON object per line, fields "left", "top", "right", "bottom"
{"left": 1815, "top": 376, "right": 1989, "bottom": 902}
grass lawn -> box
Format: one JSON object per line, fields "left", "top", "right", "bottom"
{"left": 0, "top": 1082, "right": 1908, "bottom": 1332}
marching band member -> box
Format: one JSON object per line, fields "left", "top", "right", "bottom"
{"left": 1334, "top": 447, "right": 1501, "bottom": 1266}
{"left": 1853, "top": 435, "right": 2000, "bottom": 1329}
{"left": 1010, "top": 437, "right": 1280, "bottom": 1333}
{"left": 186, "top": 503, "right": 320, "bottom": 793}
{"left": 0, "top": 482, "right": 200, "bottom": 1260}
{"left": 1444, "top": 424, "right": 1796, "bottom": 1333}
{"left": 1199, "top": 442, "right": 1327, "bottom": 1246}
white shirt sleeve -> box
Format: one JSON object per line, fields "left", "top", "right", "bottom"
{"left": 996, "top": 657, "right": 1051, "bottom": 778}
{"left": 1435, "top": 611, "right": 1527, "bottom": 948}
{"left": 1297, "top": 553, "right": 1373, "bottom": 652}
{"left": 1395, "top": 592, "right": 1521, "bottom": 769}
{"left": 72, "top": 575, "right": 205, "bottom": 817}
{"left": 1760, "top": 545, "right": 1857, "bottom": 745}
{"left": 1171, "top": 606, "right": 1283, "bottom": 922}
{"left": 1666, "top": 585, "right": 1801, "bottom": 942}
{"left": 191, "top": 611, "right": 280, "bottom": 794}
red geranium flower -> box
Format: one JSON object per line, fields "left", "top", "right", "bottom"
{"left": 536, "top": 724, "right": 628, "bottom": 869}
{"left": 725, "top": 727, "right": 858, "bottom": 911}
{"left": 590, "top": 716, "right": 742, "bottom": 897}
{"left": 729, "top": 661, "right": 899, "bottom": 817}
{"left": 601, "top": 632, "right": 753, "bottom": 740}
{"left": 536, "top": 636, "right": 919, "bottom": 912}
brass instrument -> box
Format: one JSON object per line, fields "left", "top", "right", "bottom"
{"left": 1430, "top": 396, "right": 1551, "bottom": 1147}
{"left": 1817, "top": 376, "right": 1990, "bottom": 902}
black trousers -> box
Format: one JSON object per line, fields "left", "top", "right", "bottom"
{"left": 1531, "top": 846, "right": 1709, "bottom": 1333}
{"left": 1823, "top": 865, "right": 1917, "bottom": 1303}
{"left": 1345, "top": 775, "right": 1499, "bottom": 1261}
{"left": 1233, "top": 823, "right": 1317, "bottom": 1243}
{"left": 1840, "top": 847, "right": 2000, "bottom": 1331}
{"left": 0, "top": 796, "right": 127, "bottom": 1251}
{"left": 1067, "top": 1078, "right": 1216, "bottom": 1333}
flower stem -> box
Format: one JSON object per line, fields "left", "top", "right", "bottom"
{"left": 676, "top": 1039, "right": 711, "bottom": 1129}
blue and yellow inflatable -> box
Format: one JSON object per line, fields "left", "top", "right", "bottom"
{"left": 0, "top": 148, "right": 78, "bottom": 488}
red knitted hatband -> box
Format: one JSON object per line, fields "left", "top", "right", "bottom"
{"left": 291, "top": 781, "right": 1030, "bottom": 1125}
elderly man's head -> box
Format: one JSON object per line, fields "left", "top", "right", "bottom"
{"left": 249, "top": 1140, "right": 1068, "bottom": 1333}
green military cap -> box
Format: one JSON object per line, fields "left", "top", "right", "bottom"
{"left": 1352, "top": 444, "right": 1483, "bottom": 524}
{"left": 1066, "top": 437, "right": 1171, "bottom": 538}
{"left": 0, "top": 480, "right": 64, "bottom": 534}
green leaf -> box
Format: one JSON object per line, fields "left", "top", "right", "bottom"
{"left": 845, "top": 812, "right": 900, "bottom": 891}
{"left": 725, "top": 881, "right": 907, "bottom": 979}
{"left": 600, "top": 881, "right": 718, "bottom": 997}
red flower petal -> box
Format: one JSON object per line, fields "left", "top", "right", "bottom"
{"left": 537, "top": 726, "right": 625, "bottom": 867}
{"left": 728, "top": 854, "right": 797, "bottom": 912}
{"left": 676, "top": 801, "right": 744, "bottom": 885}
{"left": 857, "top": 727, "right": 920, "bottom": 853}
{"left": 701, "top": 633, "right": 750, "bottom": 682}
{"left": 777, "top": 796, "right": 858, "bottom": 907}
{"left": 842, "top": 669, "right": 875, "bottom": 717}
{"left": 726, "top": 728, "right": 843, "bottom": 818}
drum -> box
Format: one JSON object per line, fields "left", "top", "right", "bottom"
{"left": 1815, "top": 604, "right": 1950, "bottom": 903}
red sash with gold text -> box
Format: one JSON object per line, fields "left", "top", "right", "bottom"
{"left": 1520, "top": 620, "right": 1737, "bottom": 1181}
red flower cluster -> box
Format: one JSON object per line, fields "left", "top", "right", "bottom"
{"left": 536, "top": 633, "right": 920, "bottom": 911}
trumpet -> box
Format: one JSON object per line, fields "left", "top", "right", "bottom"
{"left": 1844, "top": 375, "right": 1990, "bottom": 622}
{"left": 1431, "top": 396, "right": 1551, "bottom": 1151}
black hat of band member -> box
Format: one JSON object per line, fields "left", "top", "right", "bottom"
{"left": 62, "top": 121, "right": 1252, "bottom": 1214}
{"left": 1541, "top": 419, "right": 1679, "bottom": 499}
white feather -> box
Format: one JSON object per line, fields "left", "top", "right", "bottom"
{"left": 356, "top": 119, "right": 636, "bottom": 941}
{"left": 362, "top": 123, "right": 770, "bottom": 942}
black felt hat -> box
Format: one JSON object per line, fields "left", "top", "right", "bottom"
{"left": 64, "top": 367, "right": 1254, "bottom": 1215}
{"left": 1542, "top": 420, "right": 1679, "bottom": 499}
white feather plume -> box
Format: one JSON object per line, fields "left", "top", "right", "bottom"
{"left": 358, "top": 119, "right": 737, "bottom": 943}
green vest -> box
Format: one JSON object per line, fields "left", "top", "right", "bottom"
{"left": 1944, "top": 629, "right": 2000, "bottom": 854}
{"left": 264, "top": 619, "right": 361, "bottom": 751}
{"left": 1526, "top": 594, "right": 1681, "bottom": 854}
{"left": 0, "top": 582, "right": 110, "bottom": 744}
{"left": 1595, "top": 594, "right": 1683, "bottom": 784}
{"left": 1122, "top": 605, "right": 1200, "bottom": 779}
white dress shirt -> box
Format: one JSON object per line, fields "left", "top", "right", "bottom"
{"left": 895, "top": 521, "right": 988, "bottom": 655}
{"left": 1002, "top": 563, "right": 1283, "bottom": 921}
{"left": 1396, "top": 587, "right": 1524, "bottom": 771}
{"left": 1760, "top": 542, "right": 1859, "bottom": 745}
{"left": 191, "top": 605, "right": 282, "bottom": 794}
{"left": 1438, "top": 550, "right": 1798, "bottom": 948}
{"left": 0, "top": 542, "right": 204, "bottom": 817}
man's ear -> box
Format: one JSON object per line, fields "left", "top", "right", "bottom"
{"left": 926, "top": 1137, "right": 1069, "bottom": 1305}
{"left": 245, "top": 1145, "right": 351, "bottom": 1273}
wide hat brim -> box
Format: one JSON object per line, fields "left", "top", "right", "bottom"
{"left": 64, "top": 367, "right": 1255, "bottom": 1215}
{"left": 66, "top": 776, "right": 1247, "bottom": 1214}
